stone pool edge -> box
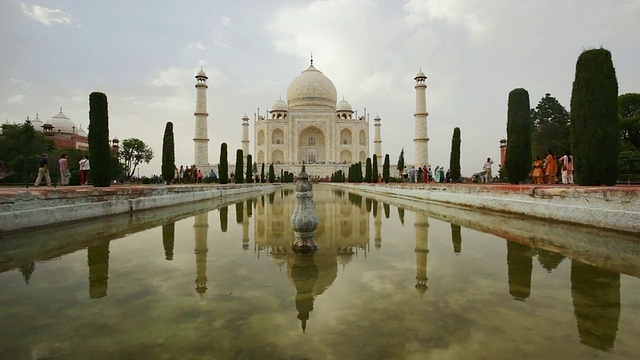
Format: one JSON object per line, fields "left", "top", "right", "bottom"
{"left": 330, "top": 183, "right": 640, "bottom": 234}
{"left": 0, "top": 184, "right": 284, "bottom": 233}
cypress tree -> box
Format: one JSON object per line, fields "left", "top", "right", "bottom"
{"left": 397, "top": 148, "right": 405, "bottom": 178}
{"left": 505, "top": 88, "right": 533, "bottom": 184}
{"left": 268, "top": 163, "right": 275, "bottom": 183}
{"left": 234, "top": 149, "right": 243, "bottom": 183}
{"left": 449, "top": 127, "right": 461, "bottom": 182}
{"left": 358, "top": 162, "right": 363, "bottom": 182}
{"left": 161, "top": 121, "right": 175, "bottom": 185}
{"left": 372, "top": 154, "right": 378, "bottom": 182}
{"left": 280, "top": 169, "right": 284, "bottom": 182}
{"left": 260, "top": 163, "right": 265, "bottom": 183}
{"left": 348, "top": 166, "right": 353, "bottom": 182}
{"left": 383, "top": 154, "right": 390, "bottom": 183}
{"left": 365, "top": 158, "right": 372, "bottom": 182}
{"left": 88, "top": 92, "right": 111, "bottom": 187}
{"left": 245, "top": 154, "right": 252, "bottom": 183}
{"left": 219, "top": 143, "right": 229, "bottom": 184}
{"left": 570, "top": 48, "right": 620, "bottom": 185}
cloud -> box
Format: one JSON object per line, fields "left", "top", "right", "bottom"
{"left": 212, "top": 31, "right": 229, "bottom": 48}
{"left": 10, "top": 79, "right": 31, "bottom": 89}
{"left": 188, "top": 42, "right": 206, "bottom": 50}
{"left": 7, "top": 94, "right": 25, "bottom": 104}
{"left": 221, "top": 16, "right": 231, "bottom": 26}
{"left": 404, "top": 0, "right": 485, "bottom": 35}
{"left": 20, "top": 2, "right": 80, "bottom": 26}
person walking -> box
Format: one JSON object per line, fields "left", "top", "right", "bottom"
{"left": 79, "top": 156, "right": 90, "bottom": 185}
{"left": 545, "top": 150, "right": 557, "bottom": 184}
{"left": 34, "top": 153, "right": 52, "bottom": 187}
{"left": 59, "top": 154, "right": 70, "bottom": 186}
{"left": 559, "top": 151, "right": 574, "bottom": 184}
{"left": 484, "top": 158, "right": 494, "bottom": 183}
{"left": 531, "top": 157, "right": 544, "bottom": 184}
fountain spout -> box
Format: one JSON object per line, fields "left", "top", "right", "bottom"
{"left": 291, "top": 164, "right": 318, "bottom": 253}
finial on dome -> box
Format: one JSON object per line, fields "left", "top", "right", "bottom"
{"left": 60, "top": 106, "right": 63, "bottom": 112}
{"left": 310, "top": 52, "right": 313, "bottom": 66}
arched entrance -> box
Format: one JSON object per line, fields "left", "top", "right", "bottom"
{"left": 298, "top": 126, "right": 325, "bottom": 164}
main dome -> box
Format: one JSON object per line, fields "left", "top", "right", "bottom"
{"left": 287, "top": 65, "right": 337, "bottom": 110}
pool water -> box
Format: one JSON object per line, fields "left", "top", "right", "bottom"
{"left": 1, "top": 185, "right": 639, "bottom": 359}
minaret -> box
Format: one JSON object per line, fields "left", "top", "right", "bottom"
{"left": 414, "top": 69, "right": 429, "bottom": 166}
{"left": 242, "top": 114, "right": 250, "bottom": 165}
{"left": 194, "top": 68, "right": 209, "bottom": 168}
{"left": 194, "top": 213, "right": 209, "bottom": 298}
{"left": 414, "top": 212, "right": 429, "bottom": 298}
{"left": 374, "top": 114, "right": 382, "bottom": 160}
{"left": 374, "top": 201, "right": 382, "bottom": 249}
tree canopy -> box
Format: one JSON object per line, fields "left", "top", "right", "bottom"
{"left": 120, "top": 138, "right": 154, "bottom": 178}
{"left": 531, "top": 93, "right": 570, "bottom": 158}
{"left": 505, "top": 88, "right": 533, "bottom": 184}
{"left": 0, "top": 121, "right": 54, "bottom": 182}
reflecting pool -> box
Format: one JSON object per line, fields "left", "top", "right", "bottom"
{"left": 1, "top": 185, "right": 640, "bottom": 359}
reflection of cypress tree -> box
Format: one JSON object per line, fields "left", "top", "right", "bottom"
{"left": 18, "top": 262, "right": 36, "bottom": 284}
{"left": 291, "top": 253, "right": 319, "bottom": 334}
{"left": 383, "top": 203, "right": 390, "bottom": 219}
{"left": 451, "top": 224, "right": 462, "bottom": 254}
{"left": 366, "top": 198, "right": 372, "bottom": 213}
{"left": 536, "top": 248, "right": 565, "bottom": 273}
{"left": 268, "top": 192, "right": 275, "bottom": 205}
{"left": 506, "top": 241, "right": 533, "bottom": 301}
{"left": 261, "top": 195, "right": 265, "bottom": 208}
{"left": 88, "top": 242, "right": 110, "bottom": 299}
{"left": 398, "top": 207, "right": 405, "bottom": 226}
{"left": 219, "top": 206, "right": 228, "bottom": 233}
{"left": 571, "top": 260, "right": 620, "bottom": 351}
{"left": 372, "top": 200, "right": 378, "bottom": 218}
{"left": 246, "top": 200, "right": 252, "bottom": 217}
{"left": 235, "top": 202, "right": 244, "bottom": 224}
{"left": 162, "top": 222, "right": 175, "bottom": 261}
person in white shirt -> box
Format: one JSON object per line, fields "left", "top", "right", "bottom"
{"left": 484, "top": 158, "right": 494, "bottom": 183}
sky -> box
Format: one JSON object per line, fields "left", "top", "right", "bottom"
{"left": 1, "top": 0, "right": 639, "bottom": 177}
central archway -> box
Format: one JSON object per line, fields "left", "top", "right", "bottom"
{"left": 298, "top": 126, "right": 325, "bottom": 164}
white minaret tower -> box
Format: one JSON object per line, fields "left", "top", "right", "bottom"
{"left": 374, "top": 114, "right": 382, "bottom": 160}
{"left": 242, "top": 114, "right": 250, "bottom": 165}
{"left": 194, "top": 67, "right": 209, "bottom": 168}
{"left": 414, "top": 69, "right": 429, "bottom": 167}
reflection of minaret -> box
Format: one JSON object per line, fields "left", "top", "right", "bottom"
{"left": 506, "top": 241, "right": 533, "bottom": 301}
{"left": 414, "top": 212, "right": 429, "bottom": 297}
{"left": 194, "top": 213, "right": 209, "bottom": 297}
{"left": 88, "top": 242, "right": 110, "bottom": 299}
{"left": 291, "top": 253, "right": 319, "bottom": 333}
{"left": 451, "top": 224, "right": 462, "bottom": 254}
{"left": 219, "top": 206, "right": 228, "bottom": 233}
{"left": 571, "top": 260, "right": 620, "bottom": 351}
{"left": 413, "top": 69, "right": 429, "bottom": 166}
{"left": 374, "top": 201, "right": 382, "bottom": 250}
{"left": 242, "top": 201, "right": 250, "bottom": 251}
{"left": 242, "top": 114, "right": 250, "bottom": 165}
{"left": 193, "top": 68, "right": 210, "bottom": 169}
{"left": 162, "top": 222, "right": 175, "bottom": 260}
{"left": 374, "top": 114, "right": 382, "bottom": 160}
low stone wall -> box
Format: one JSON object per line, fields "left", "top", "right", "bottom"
{"left": 0, "top": 184, "right": 282, "bottom": 233}
{"left": 333, "top": 183, "right": 640, "bottom": 234}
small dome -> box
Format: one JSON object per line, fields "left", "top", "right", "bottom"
{"left": 336, "top": 99, "right": 352, "bottom": 112}
{"left": 31, "top": 113, "right": 44, "bottom": 132}
{"left": 49, "top": 108, "right": 78, "bottom": 133}
{"left": 374, "top": 114, "right": 381, "bottom": 121}
{"left": 271, "top": 99, "right": 288, "bottom": 112}
{"left": 77, "top": 124, "right": 87, "bottom": 136}
{"left": 196, "top": 68, "right": 207, "bottom": 79}
{"left": 287, "top": 65, "right": 337, "bottom": 110}
{"left": 415, "top": 69, "right": 426, "bottom": 79}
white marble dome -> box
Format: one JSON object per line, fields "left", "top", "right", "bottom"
{"left": 48, "top": 109, "right": 78, "bottom": 133}
{"left": 337, "top": 99, "right": 352, "bottom": 112}
{"left": 271, "top": 99, "right": 288, "bottom": 112}
{"left": 287, "top": 65, "right": 337, "bottom": 109}
{"left": 30, "top": 114, "right": 44, "bottom": 132}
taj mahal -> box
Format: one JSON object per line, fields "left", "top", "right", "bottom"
{"left": 192, "top": 58, "right": 429, "bottom": 178}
